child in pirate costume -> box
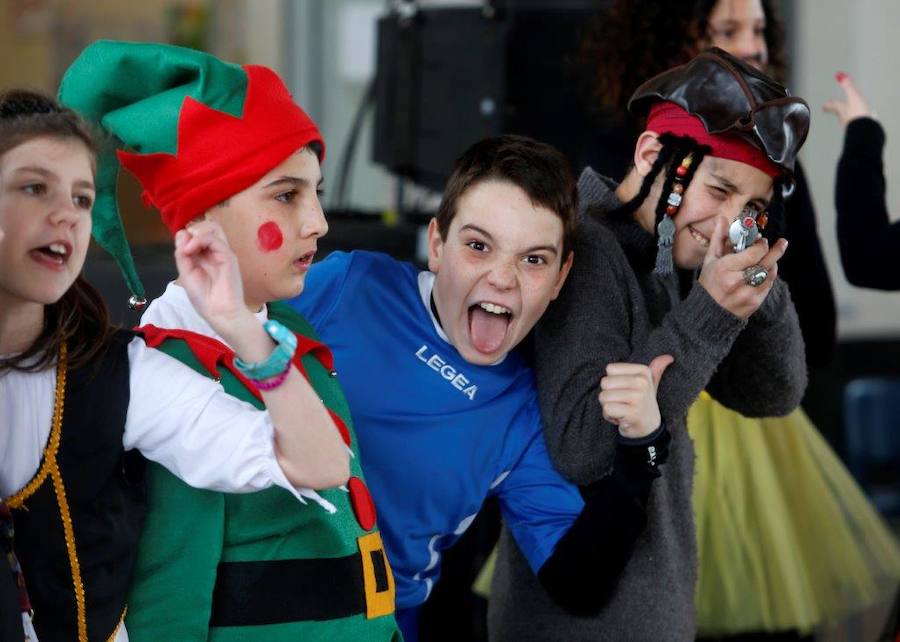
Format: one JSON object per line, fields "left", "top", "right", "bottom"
{"left": 487, "top": 49, "right": 820, "bottom": 642}
{"left": 0, "top": 87, "right": 353, "bottom": 641}
{"left": 58, "top": 41, "right": 401, "bottom": 641}
{"left": 290, "top": 134, "right": 675, "bottom": 642}
{"left": 564, "top": 6, "right": 900, "bottom": 638}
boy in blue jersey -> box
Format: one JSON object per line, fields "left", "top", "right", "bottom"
{"left": 289, "top": 135, "right": 673, "bottom": 641}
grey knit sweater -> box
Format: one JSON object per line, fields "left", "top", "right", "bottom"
{"left": 488, "top": 169, "right": 807, "bottom": 642}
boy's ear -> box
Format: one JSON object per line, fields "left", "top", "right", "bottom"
{"left": 550, "top": 250, "right": 574, "bottom": 301}
{"left": 427, "top": 218, "right": 444, "bottom": 274}
{"left": 634, "top": 131, "right": 663, "bottom": 177}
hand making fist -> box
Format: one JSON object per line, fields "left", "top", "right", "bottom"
{"left": 599, "top": 354, "right": 673, "bottom": 439}
{"left": 174, "top": 220, "right": 250, "bottom": 340}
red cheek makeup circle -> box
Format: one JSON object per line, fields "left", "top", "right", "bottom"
{"left": 257, "top": 221, "right": 284, "bottom": 252}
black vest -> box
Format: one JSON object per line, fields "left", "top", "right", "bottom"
{"left": 10, "top": 331, "right": 146, "bottom": 642}
{"left": 0, "top": 558, "right": 23, "bottom": 641}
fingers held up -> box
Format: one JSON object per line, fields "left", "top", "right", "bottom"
{"left": 823, "top": 71, "right": 874, "bottom": 126}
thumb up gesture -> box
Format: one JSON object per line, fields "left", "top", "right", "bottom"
{"left": 599, "top": 355, "right": 674, "bottom": 439}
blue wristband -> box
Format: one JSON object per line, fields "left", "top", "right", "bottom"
{"left": 233, "top": 319, "right": 298, "bottom": 381}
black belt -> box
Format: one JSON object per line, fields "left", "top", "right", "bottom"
{"left": 209, "top": 544, "right": 393, "bottom": 626}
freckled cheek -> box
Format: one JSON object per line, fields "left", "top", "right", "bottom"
{"left": 257, "top": 221, "right": 284, "bottom": 253}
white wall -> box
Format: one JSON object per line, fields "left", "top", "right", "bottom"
{"left": 284, "top": 0, "right": 396, "bottom": 213}
{"left": 793, "top": 0, "right": 900, "bottom": 339}
{"left": 245, "top": 0, "right": 284, "bottom": 73}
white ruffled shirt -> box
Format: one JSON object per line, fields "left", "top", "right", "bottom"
{"left": 0, "top": 281, "right": 332, "bottom": 641}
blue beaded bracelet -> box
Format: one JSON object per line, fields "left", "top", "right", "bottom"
{"left": 233, "top": 319, "right": 298, "bottom": 381}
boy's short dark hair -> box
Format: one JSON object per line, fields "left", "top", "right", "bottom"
{"left": 435, "top": 135, "right": 577, "bottom": 263}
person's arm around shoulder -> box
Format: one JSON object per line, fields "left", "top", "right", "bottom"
{"left": 174, "top": 221, "right": 349, "bottom": 489}
{"left": 534, "top": 219, "right": 742, "bottom": 486}
{"left": 537, "top": 356, "right": 673, "bottom": 614}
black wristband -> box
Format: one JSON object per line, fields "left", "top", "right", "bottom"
{"left": 537, "top": 425, "right": 671, "bottom": 614}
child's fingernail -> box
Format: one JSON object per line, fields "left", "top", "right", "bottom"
{"left": 836, "top": 71, "right": 847, "bottom": 82}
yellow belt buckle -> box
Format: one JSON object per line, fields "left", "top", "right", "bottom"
{"left": 357, "top": 531, "right": 396, "bottom": 619}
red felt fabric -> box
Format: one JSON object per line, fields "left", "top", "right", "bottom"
{"left": 647, "top": 101, "right": 781, "bottom": 178}
{"left": 118, "top": 65, "right": 325, "bottom": 234}
{"left": 348, "top": 477, "right": 377, "bottom": 532}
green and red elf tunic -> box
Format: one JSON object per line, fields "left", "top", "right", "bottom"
{"left": 128, "top": 303, "right": 399, "bottom": 640}
{"left": 58, "top": 40, "right": 400, "bottom": 640}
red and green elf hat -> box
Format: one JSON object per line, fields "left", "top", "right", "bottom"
{"left": 58, "top": 40, "right": 325, "bottom": 307}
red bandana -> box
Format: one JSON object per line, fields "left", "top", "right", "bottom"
{"left": 646, "top": 101, "right": 781, "bottom": 179}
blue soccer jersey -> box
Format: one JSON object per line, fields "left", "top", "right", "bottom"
{"left": 289, "top": 251, "right": 584, "bottom": 609}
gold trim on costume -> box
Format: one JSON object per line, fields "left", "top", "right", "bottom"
{"left": 6, "top": 344, "right": 90, "bottom": 641}
{"left": 106, "top": 607, "right": 127, "bottom": 642}
{"left": 357, "top": 531, "right": 396, "bottom": 619}
{"left": 51, "top": 448, "right": 88, "bottom": 640}
{"left": 6, "top": 343, "right": 67, "bottom": 508}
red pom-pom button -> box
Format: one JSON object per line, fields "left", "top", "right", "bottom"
{"left": 348, "top": 476, "right": 377, "bottom": 531}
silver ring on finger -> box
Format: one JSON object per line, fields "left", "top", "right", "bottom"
{"left": 743, "top": 265, "right": 769, "bottom": 287}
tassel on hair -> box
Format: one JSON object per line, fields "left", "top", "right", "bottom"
{"left": 655, "top": 214, "right": 675, "bottom": 275}
{"left": 650, "top": 137, "right": 711, "bottom": 276}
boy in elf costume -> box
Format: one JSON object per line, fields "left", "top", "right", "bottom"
{"left": 59, "top": 40, "right": 401, "bottom": 641}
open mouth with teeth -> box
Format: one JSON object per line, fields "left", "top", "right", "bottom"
{"left": 687, "top": 225, "right": 710, "bottom": 248}
{"left": 468, "top": 301, "right": 513, "bottom": 354}
{"left": 31, "top": 242, "right": 71, "bottom": 268}
{"left": 293, "top": 250, "right": 316, "bottom": 270}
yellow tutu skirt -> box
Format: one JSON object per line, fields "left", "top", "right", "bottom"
{"left": 691, "top": 392, "right": 900, "bottom": 635}
{"left": 473, "top": 547, "right": 496, "bottom": 599}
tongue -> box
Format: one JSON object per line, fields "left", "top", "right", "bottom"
{"left": 34, "top": 249, "right": 63, "bottom": 264}
{"left": 469, "top": 307, "right": 509, "bottom": 354}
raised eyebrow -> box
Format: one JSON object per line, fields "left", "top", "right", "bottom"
{"left": 458, "top": 223, "right": 495, "bottom": 243}
{"left": 458, "top": 225, "right": 557, "bottom": 255}
{"left": 523, "top": 245, "right": 559, "bottom": 257}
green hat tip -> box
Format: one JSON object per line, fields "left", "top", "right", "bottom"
{"left": 92, "top": 149, "right": 147, "bottom": 308}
